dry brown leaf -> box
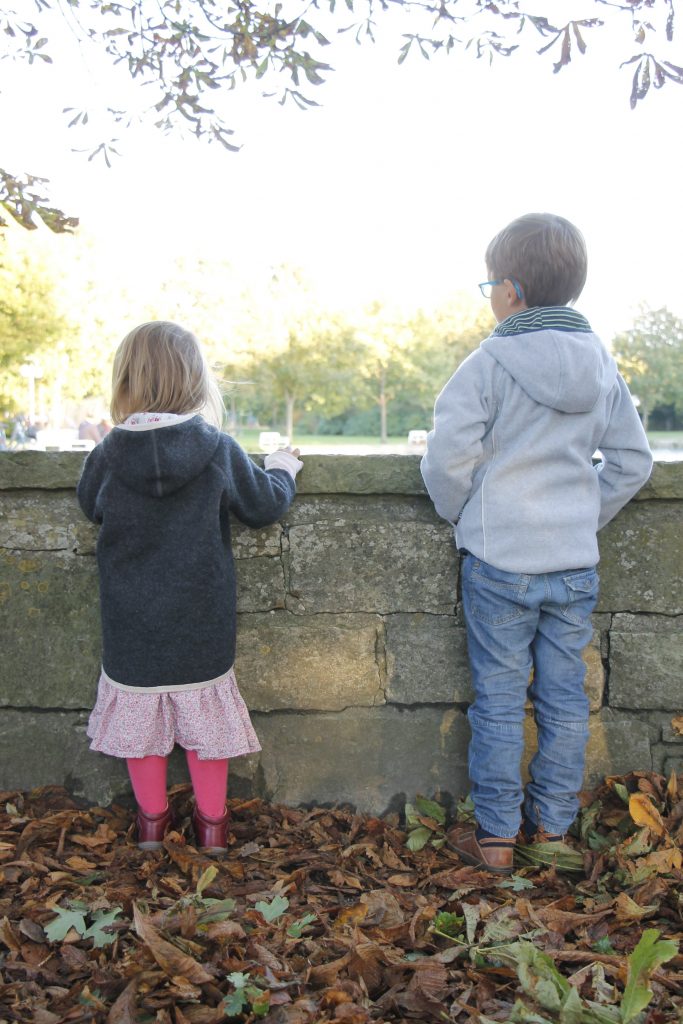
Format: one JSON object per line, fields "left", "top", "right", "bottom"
{"left": 386, "top": 873, "right": 416, "bottom": 887}
{"left": 133, "top": 903, "right": 213, "bottom": 984}
{"left": 335, "top": 904, "right": 368, "bottom": 929}
{"left": 629, "top": 793, "right": 666, "bottom": 836}
{"left": 203, "top": 919, "right": 246, "bottom": 943}
{"left": 0, "top": 916, "right": 21, "bottom": 952}
{"left": 614, "top": 892, "right": 658, "bottom": 921}
{"left": 107, "top": 977, "right": 139, "bottom": 1024}
{"left": 632, "top": 846, "right": 683, "bottom": 876}
{"left": 359, "top": 890, "right": 404, "bottom": 928}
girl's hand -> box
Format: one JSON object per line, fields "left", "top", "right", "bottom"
{"left": 281, "top": 446, "right": 301, "bottom": 459}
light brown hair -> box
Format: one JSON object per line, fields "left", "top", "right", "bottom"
{"left": 485, "top": 213, "right": 588, "bottom": 308}
{"left": 110, "top": 321, "right": 224, "bottom": 427}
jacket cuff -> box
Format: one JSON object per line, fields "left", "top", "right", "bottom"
{"left": 264, "top": 450, "right": 303, "bottom": 479}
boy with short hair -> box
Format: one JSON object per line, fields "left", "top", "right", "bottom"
{"left": 421, "top": 212, "right": 652, "bottom": 875}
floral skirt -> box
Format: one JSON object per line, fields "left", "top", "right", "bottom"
{"left": 87, "top": 667, "right": 261, "bottom": 761}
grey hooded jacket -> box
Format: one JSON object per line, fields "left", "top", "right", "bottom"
{"left": 420, "top": 307, "right": 653, "bottom": 574}
{"left": 77, "top": 416, "right": 296, "bottom": 687}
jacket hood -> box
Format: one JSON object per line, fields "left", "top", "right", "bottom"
{"left": 481, "top": 329, "right": 618, "bottom": 413}
{"left": 102, "top": 415, "right": 221, "bottom": 497}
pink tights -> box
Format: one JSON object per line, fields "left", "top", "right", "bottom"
{"left": 126, "top": 750, "right": 228, "bottom": 818}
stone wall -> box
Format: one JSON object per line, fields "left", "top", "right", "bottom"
{"left": 1, "top": 452, "right": 681, "bottom": 813}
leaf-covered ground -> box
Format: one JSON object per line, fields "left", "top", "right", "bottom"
{"left": 1, "top": 771, "right": 683, "bottom": 1024}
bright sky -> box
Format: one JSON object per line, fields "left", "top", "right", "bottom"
{"left": 2, "top": 1, "right": 682, "bottom": 344}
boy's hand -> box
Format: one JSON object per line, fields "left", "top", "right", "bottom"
{"left": 282, "top": 445, "right": 302, "bottom": 459}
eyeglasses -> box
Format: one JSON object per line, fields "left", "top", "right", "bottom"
{"left": 478, "top": 277, "right": 524, "bottom": 300}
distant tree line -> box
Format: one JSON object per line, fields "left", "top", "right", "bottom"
{"left": 2, "top": 238, "right": 682, "bottom": 441}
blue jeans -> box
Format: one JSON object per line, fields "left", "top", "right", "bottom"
{"left": 461, "top": 553, "right": 599, "bottom": 838}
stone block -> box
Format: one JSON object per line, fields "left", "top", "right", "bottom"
{"left": 252, "top": 705, "right": 470, "bottom": 814}
{"left": 231, "top": 520, "right": 282, "bottom": 558}
{"left": 384, "top": 614, "right": 603, "bottom": 710}
{"left": 632, "top": 461, "right": 683, "bottom": 501}
{"left": 522, "top": 709, "right": 651, "bottom": 789}
{"left": 293, "top": 454, "right": 426, "bottom": 496}
{"left": 0, "top": 451, "right": 85, "bottom": 490}
{"left": 235, "top": 612, "right": 384, "bottom": 711}
{"left": 0, "top": 492, "right": 78, "bottom": 550}
{"left": 0, "top": 710, "right": 129, "bottom": 804}
{"left": 385, "top": 613, "right": 472, "bottom": 703}
{"left": 235, "top": 558, "right": 286, "bottom": 612}
{"left": 288, "top": 520, "right": 457, "bottom": 614}
{"left": 0, "top": 551, "right": 100, "bottom": 708}
{"left": 583, "top": 711, "right": 651, "bottom": 786}
{"left": 0, "top": 710, "right": 235, "bottom": 805}
{"left": 663, "top": 756, "right": 683, "bottom": 780}
{"left": 285, "top": 494, "right": 438, "bottom": 527}
{"left": 598, "top": 502, "right": 682, "bottom": 613}
{"left": 583, "top": 628, "right": 606, "bottom": 712}
{"left": 609, "top": 614, "right": 683, "bottom": 710}
{"left": 660, "top": 716, "right": 683, "bottom": 744}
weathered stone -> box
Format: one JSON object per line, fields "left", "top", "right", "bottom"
{"left": 288, "top": 520, "right": 457, "bottom": 614}
{"left": 294, "top": 454, "right": 426, "bottom": 496}
{"left": 523, "top": 709, "right": 652, "bottom": 788}
{"left": 598, "top": 502, "right": 683, "bottom": 613}
{"left": 252, "top": 705, "right": 470, "bottom": 813}
{"left": 0, "top": 710, "right": 129, "bottom": 803}
{"left": 583, "top": 629, "right": 605, "bottom": 712}
{"left": 235, "top": 613, "right": 384, "bottom": 711}
{"left": 0, "top": 710, "right": 242, "bottom": 805}
{"left": 609, "top": 614, "right": 683, "bottom": 710}
{"left": 663, "top": 755, "right": 683, "bottom": 779}
{"left": 631, "top": 461, "right": 683, "bottom": 501}
{"left": 385, "top": 614, "right": 603, "bottom": 710}
{"left": 286, "top": 494, "right": 439, "bottom": 526}
{"left": 385, "top": 613, "right": 472, "bottom": 703}
{"left": 2, "top": 451, "right": 680, "bottom": 499}
{"left": 235, "top": 558, "right": 286, "bottom": 612}
{"left": 0, "top": 492, "right": 77, "bottom": 550}
{"left": 583, "top": 711, "right": 652, "bottom": 784}
{"left": 0, "top": 550, "right": 100, "bottom": 708}
{"left": 0, "top": 451, "right": 85, "bottom": 490}
{"left": 231, "top": 521, "right": 282, "bottom": 558}
{"left": 660, "top": 716, "right": 683, "bottom": 744}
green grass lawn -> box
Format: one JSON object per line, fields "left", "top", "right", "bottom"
{"left": 233, "top": 429, "right": 407, "bottom": 449}
{"left": 233, "top": 428, "right": 683, "bottom": 451}
{"left": 647, "top": 431, "right": 683, "bottom": 446}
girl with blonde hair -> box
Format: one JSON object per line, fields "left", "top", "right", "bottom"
{"left": 78, "top": 321, "right": 302, "bottom": 853}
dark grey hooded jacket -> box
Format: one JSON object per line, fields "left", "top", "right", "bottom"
{"left": 77, "top": 416, "right": 296, "bottom": 687}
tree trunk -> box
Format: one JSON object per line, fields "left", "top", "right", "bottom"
{"left": 284, "top": 392, "right": 295, "bottom": 441}
{"left": 641, "top": 406, "right": 650, "bottom": 432}
{"left": 378, "top": 368, "right": 388, "bottom": 444}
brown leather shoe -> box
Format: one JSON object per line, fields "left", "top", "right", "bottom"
{"left": 137, "top": 805, "right": 172, "bottom": 851}
{"left": 193, "top": 805, "right": 231, "bottom": 855}
{"left": 447, "top": 825, "right": 515, "bottom": 875}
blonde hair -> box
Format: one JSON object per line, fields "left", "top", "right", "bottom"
{"left": 485, "top": 213, "right": 587, "bottom": 308}
{"left": 110, "top": 321, "right": 224, "bottom": 428}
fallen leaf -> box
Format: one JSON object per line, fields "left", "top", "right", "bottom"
{"left": 629, "top": 793, "right": 666, "bottom": 836}
{"left": 133, "top": 903, "right": 213, "bottom": 983}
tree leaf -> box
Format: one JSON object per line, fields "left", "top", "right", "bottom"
{"left": 254, "top": 895, "right": 289, "bottom": 922}
{"left": 44, "top": 906, "right": 87, "bottom": 943}
{"left": 132, "top": 903, "right": 213, "bottom": 983}
{"left": 628, "top": 793, "right": 665, "bottom": 835}
{"left": 405, "top": 826, "right": 431, "bottom": 852}
{"left": 287, "top": 913, "right": 317, "bottom": 938}
{"left": 620, "top": 929, "right": 678, "bottom": 1023}
{"left": 195, "top": 865, "right": 218, "bottom": 897}
{"left": 414, "top": 794, "right": 446, "bottom": 825}
{"left": 82, "top": 907, "right": 122, "bottom": 947}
